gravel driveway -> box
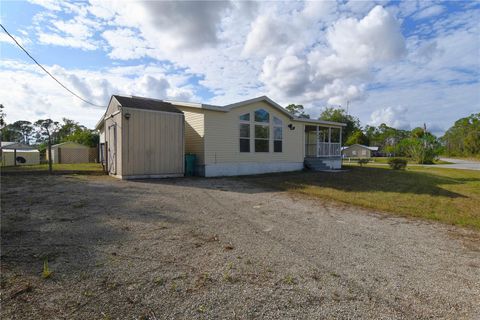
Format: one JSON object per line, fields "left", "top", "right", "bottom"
{"left": 1, "top": 174, "right": 479, "bottom": 319}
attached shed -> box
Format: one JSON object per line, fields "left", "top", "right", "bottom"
{"left": 1, "top": 144, "right": 40, "bottom": 166}
{"left": 96, "top": 95, "right": 185, "bottom": 179}
{"left": 48, "top": 142, "right": 90, "bottom": 164}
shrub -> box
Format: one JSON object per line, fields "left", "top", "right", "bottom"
{"left": 357, "top": 158, "right": 370, "bottom": 166}
{"left": 388, "top": 158, "right": 407, "bottom": 170}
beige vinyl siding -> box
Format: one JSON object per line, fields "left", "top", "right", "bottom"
{"left": 203, "top": 101, "right": 304, "bottom": 165}
{"left": 175, "top": 107, "right": 205, "bottom": 165}
{"left": 121, "top": 107, "right": 184, "bottom": 177}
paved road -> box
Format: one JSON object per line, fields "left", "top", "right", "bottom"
{"left": 439, "top": 158, "right": 480, "bottom": 171}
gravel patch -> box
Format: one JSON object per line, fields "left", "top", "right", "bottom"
{"left": 1, "top": 174, "right": 479, "bottom": 319}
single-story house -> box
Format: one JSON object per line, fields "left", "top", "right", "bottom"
{"left": 96, "top": 95, "right": 346, "bottom": 179}
{"left": 1, "top": 142, "right": 40, "bottom": 166}
{"left": 47, "top": 141, "right": 90, "bottom": 164}
{"left": 342, "top": 144, "right": 379, "bottom": 158}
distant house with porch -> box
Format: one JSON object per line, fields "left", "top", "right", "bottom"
{"left": 96, "top": 95, "right": 346, "bottom": 178}
{"left": 342, "top": 144, "right": 379, "bottom": 158}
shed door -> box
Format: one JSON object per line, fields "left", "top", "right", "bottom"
{"left": 108, "top": 124, "right": 117, "bottom": 175}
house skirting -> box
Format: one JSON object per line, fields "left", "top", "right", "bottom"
{"left": 304, "top": 157, "right": 342, "bottom": 170}
{"left": 203, "top": 162, "right": 303, "bottom": 177}
{"left": 319, "top": 157, "right": 342, "bottom": 169}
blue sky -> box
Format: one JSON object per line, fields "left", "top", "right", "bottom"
{"left": 0, "top": 0, "right": 479, "bottom": 135}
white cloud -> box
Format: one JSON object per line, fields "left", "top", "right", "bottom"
{"left": 0, "top": 60, "right": 199, "bottom": 128}
{"left": 0, "top": 32, "right": 30, "bottom": 46}
{"left": 243, "top": 15, "right": 297, "bottom": 58}
{"left": 2, "top": 0, "right": 479, "bottom": 135}
{"left": 370, "top": 106, "right": 410, "bottom": 129}
{"left": 32, "top": 6, "right": 102, "bottom": 51}
{"left": 413, "top": 5, "right": 445, "bottom": 20}
{"left": 326, "top": 5, "right": 406, "bottom": 65}
{"left": 129, "top": 75, "right": 170, "bottom": 100}
{"left": 87, "top": 0, "right": 116, "bottom": 20}
{"left": 37, "top": 32, "right": 97, "bottom": 50}
{"left": 322, "top": 80, "right": 366, "bottom": 106}
{"left": 27, "top": 0, "right": 62, "bottom": 11}
{"left": 260, "top": 55, "right": 310, "bottom": 96}
{"left": 302, "top": 1, "right": 338, "bottom": 21}
{"left": 100, "top": 0, "right": 232, "bottom": 54}
{"left": 102, "top": 28, "right": 149, "bottom": 60}
{"left": 257, "top": 5, "right": 405, "bottom": 106}
{"left": 51, "top": 19, "right": 92, "bottom": 39}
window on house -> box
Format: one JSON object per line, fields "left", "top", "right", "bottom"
{"left": 254, "top": 109, "right": 269, "bottom": 123}
{"left": 273, "top": 116, "right": 282, "bottom": 126}
{"left": 255, "top": 124, "right": 269, "bottom": 152}
{"left": 239, "top": 113, "right": 250, "bottom": 121}
{"left": 273, "top": 116, "right": 282, "bottom": 152}
{"left": 239, "top": 113, "right": 250, "bottom": 152}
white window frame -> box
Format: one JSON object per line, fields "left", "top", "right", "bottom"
{"left": 239, "top": 113, "right": 251, "bottom": 153}
{"left": 238, "top": 109, "right": 286, "bottom": 154}
{"left": 273, "top": 116, "right": 283, "bottom": 153}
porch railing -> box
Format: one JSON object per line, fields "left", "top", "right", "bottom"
{"left": 319, "top": 142, "right": 341, "bottom": 157}
{"left": 305, "top": 142, "right": 341, "bottom": 157}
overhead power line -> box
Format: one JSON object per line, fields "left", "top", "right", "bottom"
{"left": 1, "top": 23, "right": 105, "bottom": 108}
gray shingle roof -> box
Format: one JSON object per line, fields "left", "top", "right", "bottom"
{"left": 113, "top": 95, "right": 183, "bottom": 114}
{"left": 0, "top": 142, "right": 37, "bottom": 150}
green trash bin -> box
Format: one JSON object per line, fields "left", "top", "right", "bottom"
{"left": 185, "top": 154, "right": 196, "bottom": 176}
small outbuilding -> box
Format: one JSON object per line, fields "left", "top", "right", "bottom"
{"left": 1, "top": 142, "right": 40, "bottom": 166}
{"left": 48, "top": 141, "right": 90, "bottom": 164}
{"left": 342, "top": 144, "right": 379, "bottom": 158}
{"left": 96, "top": 95, "right": 185, "bottom": 179}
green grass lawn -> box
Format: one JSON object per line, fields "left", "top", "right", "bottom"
{"left": 343, "top": 157, "right": 452, "bottom": 165}
{"left": 245, "top": 165, "right": 480, "bottom": 230}
{"left": 1, "top": 163, "right": 103, "bottom": 173}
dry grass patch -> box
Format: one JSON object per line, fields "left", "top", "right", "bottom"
{"left": 245, "top": 166, "right": 480, "bottom": 230}
{"left": 1, "top": 163, "right": 103, "bottom": 174}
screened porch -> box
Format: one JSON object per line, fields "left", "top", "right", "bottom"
{"left": 305, "top": 125, "right": 342, "bottom": 157}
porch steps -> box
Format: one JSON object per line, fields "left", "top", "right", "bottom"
{"left": 304, "top": 158, "right": 333, "bottom": 171}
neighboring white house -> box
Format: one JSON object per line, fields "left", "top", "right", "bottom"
{"left": 96, "top": 95, "right": 346, "bottom": 178}
{"left": 1, "top": 142, "right": 40, "bottom": 166}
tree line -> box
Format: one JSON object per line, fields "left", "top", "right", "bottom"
{"left": 0, "top": 104, "right": 100, "bottom": 173}
{"left": 0, "top": 105, "right": 99, "bottom": 152}
{"left": 286, "top": 104, "right": 479, "bottom": 163}
{"left": 440, "top": 113, "right": 479, "bottom": 157}
{"left": 1, "top": 103, "right": 477, "bottom": 165}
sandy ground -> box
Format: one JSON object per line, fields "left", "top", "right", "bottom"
{"left": 1, "top": 173, "right": 479, "bottom": 319}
